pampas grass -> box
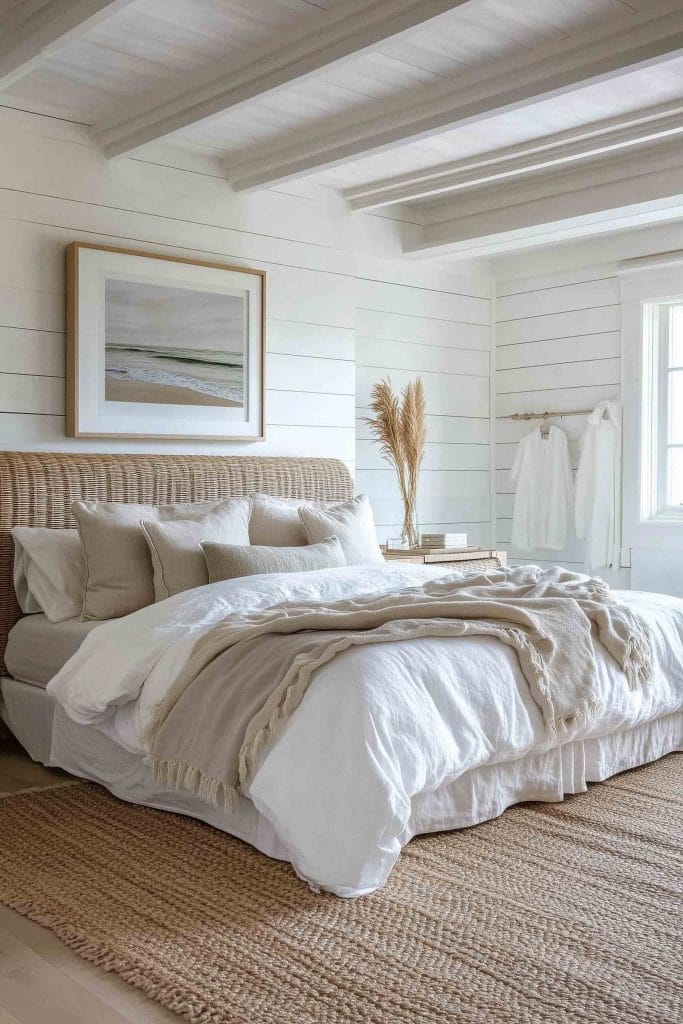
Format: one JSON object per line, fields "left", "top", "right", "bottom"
{"left": 364, "top": 377, "right": 426, "bottom": 548}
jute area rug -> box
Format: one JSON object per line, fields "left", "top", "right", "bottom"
{"left": 0, "top": 756, "right": 681, "bottom": 1024}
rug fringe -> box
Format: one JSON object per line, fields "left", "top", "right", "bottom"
{"left": 0, "top": 895, "right": 214, "bottom": 1022}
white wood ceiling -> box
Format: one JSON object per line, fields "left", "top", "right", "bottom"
{"left": 2, "top": 0, "right": 683, "bottom": 258}
{"left": 175, "top": 0, "right": 655, "bottom": 165}
{"left": 5, "top": 1, "right": 346, "bottom": 121}
{"left": 319, "top": 58, "right": 683, "bottom": 191}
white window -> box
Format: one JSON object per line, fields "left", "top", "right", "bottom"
{"left": 621, "top": 261, "right": 683, "bottom": 562}
{"left": 641, "top": 300, "right": 683, "bottom": 520}
{"left": 621, "top": 260, "right": 683, "bottom": 591}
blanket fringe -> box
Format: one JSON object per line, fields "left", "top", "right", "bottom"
{"left": 240, "top": 718, "right": 283, "bottom": 791}
{"left": 152, "top": 758, "right": 240, "bottom": 813}
{"left": 516, "top": 632, "right": 558, "bottom": 741}
{"left": 561, "top": 696, "right": 604, "bottom": 733}
{"left": 623, "top": 628, "right": 653, "bottom": 689}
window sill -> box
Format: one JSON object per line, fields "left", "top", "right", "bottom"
{"left": 640, "top": 514, "right": 683, "bottom": 526}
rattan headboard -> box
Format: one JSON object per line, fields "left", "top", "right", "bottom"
{"left": 0, "top": 451, "right": 353, "bottom": 675}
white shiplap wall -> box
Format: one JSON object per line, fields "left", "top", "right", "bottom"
{"left": 0, "top": 108, "right": 363, "bottom": 464}
{"left": 0, "top": 105, "right": 492, "bottom": 545}
{"left": 493, "top": 265, "right": 625, "bottom": 581}
{"left": 356, "top": 281, "right": 491, "bottom": 546}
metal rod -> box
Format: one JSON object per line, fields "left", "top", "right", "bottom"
{"left": 504, "top": 408, "right": 594, "bottom": 421}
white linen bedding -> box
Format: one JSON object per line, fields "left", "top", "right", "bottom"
{"left": 47, "top": 564, "right": 683, "bottom": 896}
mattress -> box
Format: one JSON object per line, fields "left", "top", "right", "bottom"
{"left": 5, "top": 614, "right": 101, "bottom": 687}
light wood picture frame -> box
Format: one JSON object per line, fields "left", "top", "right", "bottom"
{"left": 66, "top": 242, "right": 266, "bottom": 441}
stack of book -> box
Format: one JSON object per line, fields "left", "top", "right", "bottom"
{"left": 420, "top": 532, "right": 470, "bottom": 550}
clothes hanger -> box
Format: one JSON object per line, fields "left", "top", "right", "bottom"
{"left": 539, "top": 414, "right": 552, "bottom": 440}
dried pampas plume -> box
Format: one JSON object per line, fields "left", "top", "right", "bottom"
{"left": 364, "top": 376, "right": 426, "bottom": 547}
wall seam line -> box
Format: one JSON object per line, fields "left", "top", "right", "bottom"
{"left": 490, "top": 281, "right": 497, "bottom": 551}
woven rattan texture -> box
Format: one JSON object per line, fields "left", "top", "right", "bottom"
{"left": 446, "top": 556, "right": 500, "bottom": 571}
{"left": 0, "top": 755, "right": 680, "bottom": 1024}
{"left": 0, "top": 451, "right": 352, "bottom": 673}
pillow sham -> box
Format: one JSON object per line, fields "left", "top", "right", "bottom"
{"left": 12, "top": 527, "right": 84, "bottom": 622}
{"left": 298, "top": 494, "right": 384, "bottom": 565}
{"left": 12, "top": 535, "right": 39, "bottom": 615}
{"left": 73, "top": 498, "right": 251, "bottom": 620}
{"left": 248, "top": 493, "right": 319, "bottom": 547}
{"left": 202, "top": 536, "right": 346, "bottom": 583}
{"left": 141, "top": 497, "right": 251, "bottom": 601}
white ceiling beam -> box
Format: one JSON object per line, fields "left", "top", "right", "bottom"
{"left": 96, "top": 0, "right": 475, "bottom": 159}
{"left": 416, "top": 134, "right": 683, "bottom": 225}
{"left": 401, "top": 137, "right": 683, "bottom": 259}
{"left": 226, "top": 5, "right": 683, "bottom": 192}
{"left": 0, "top": 0, "right": 135, "bottom": 91}
{"left": 408, "top": 197, "right": 683, "bottom": 261}
{"left": 343, "top": 100, "right": 683, "bottom": 210}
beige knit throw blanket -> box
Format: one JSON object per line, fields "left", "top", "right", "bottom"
{"left": 148, "top": 565, "right": 652, "bottom": 812}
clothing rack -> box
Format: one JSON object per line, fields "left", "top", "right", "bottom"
{"left": 504, "top": 409, "right": 594, "bottom": 421}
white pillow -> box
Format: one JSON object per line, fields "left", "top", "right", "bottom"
{"left": 298, "top": 494, "right": 383, "bottom": 565}
{"left": 12, "top": 527, "right": 84, "bottom": 622}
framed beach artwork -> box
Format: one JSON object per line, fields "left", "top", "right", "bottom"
{"left": 66, "top": 243, "right": 265, "bottom": 440}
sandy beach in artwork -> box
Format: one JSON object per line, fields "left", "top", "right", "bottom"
{"left": 105, "top": 379, "right": 241, "bottom": 407}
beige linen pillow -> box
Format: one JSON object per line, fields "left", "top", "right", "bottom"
{"left": 73, "top": 501, "right": 158, "bottom": 620}
{"left": 12, "top": 527, "right": 84, "bottom": 622}
{"left": 73, "top": 498, "right": 251, "bottom": 620}
{"left": 248, "top": 493, "right": 319, "bottom": 547}
{"left": 141, "top": 497, "right": 251, "bottom": 601}
{"left": 202, "top": 536, "right": 346, "bottom": 582}
{"left": 298, "top": 494, "right": 384, "bottom": 565}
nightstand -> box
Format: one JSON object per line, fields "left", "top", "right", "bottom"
{"left": 382, "top": 548, "right": 507, "bottom": 570}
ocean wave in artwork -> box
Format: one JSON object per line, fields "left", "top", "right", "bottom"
{"left": 105, "top": 344, "right": 244, "bottom": 406}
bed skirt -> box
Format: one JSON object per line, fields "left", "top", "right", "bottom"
{"left": 1, "top": 676, "right": 681, "bottom": 869}
{"left": 404, "top": 711, "right": 682, "bottom": 843}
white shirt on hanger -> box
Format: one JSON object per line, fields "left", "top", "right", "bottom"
{"left": 575, "top": 400, "right": 622, "bottom": 572}
{"left": 510, "top": 425, "right": 574, "bottom": 552}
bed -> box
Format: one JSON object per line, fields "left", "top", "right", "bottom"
{"left": 1, "top": 451, "right": 681, "bottom": 898}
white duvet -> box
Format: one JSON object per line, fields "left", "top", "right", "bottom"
{"left": 48, "top": 564, "right": 683, "bottom": 896}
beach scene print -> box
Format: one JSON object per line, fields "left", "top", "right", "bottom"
{"left": 104, "top": 278, "right": 246, "bottom": 407}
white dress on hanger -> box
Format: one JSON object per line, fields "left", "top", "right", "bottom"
{"left": 510, "top": 425, "right": 574, "bottom": 552}
{"left": 575, "top": 400, "right": 622, "bottom": 572}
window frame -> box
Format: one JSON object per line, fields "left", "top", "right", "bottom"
{"left": 621, "top": 261, "right": 683, "bottom": 559}
{"left": 658, "top": 305, "right": 683, "bottom": 515}
{"left": 640, "top": 301, "right": 683, "bottom": 521}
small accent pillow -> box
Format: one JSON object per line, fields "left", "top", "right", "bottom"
{"left": 248, "top": 493, "right": 320, "bottom": 547}
{"left": 73, "top": 498, "right": 251, "bottom": 620}
{"left": 12, "top": 527, "right": 84, "bottom": 622}
{"left": 298, "top": 494, "right": 384, "bottom": 565}
{"left": 202, "top": 536, "right": 346, "bottom": 583}
{"left": 141, "top": 498, "right": 251, "bottom": 601}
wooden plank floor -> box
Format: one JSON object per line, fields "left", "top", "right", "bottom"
{"left": 0, "top": 736, "right": 181, "bottom": 1024}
